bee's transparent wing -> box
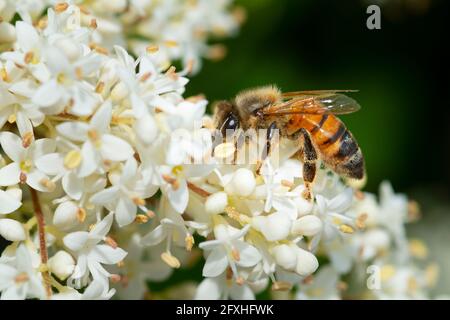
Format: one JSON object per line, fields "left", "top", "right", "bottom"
{"left": 263, "top": 91, "right": 361, "bottom": 115}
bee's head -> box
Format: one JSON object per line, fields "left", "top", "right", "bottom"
{"left": 234, "top": 85, "right": 281, "bottom": 119}
{"left": 212, "top": 100, "right": 241, "bottom": 137}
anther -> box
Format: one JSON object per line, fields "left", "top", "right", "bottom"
{"left": 185, "top": 235, "right": 194, "bottom": 251}
{"left": 161, "top": 252, "right": 181, "bottom": 269}
{"left": 135, "top": 214, "right": 149, "bottom": 224}
{"left": 54, "top": 2, "right": 69, "bottom": 13}
{"left": 22, "top": 132, "right": 34, "bottom": 148}
{"left": 104, "top": 236, "right": 118, "bottom": 249}
{"left": 339, "top": 224, "right": 354, "bottom": 234}
{"left": 76, "top": 208, "right": 86, "bottom": 222}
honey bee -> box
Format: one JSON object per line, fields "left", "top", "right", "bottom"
{"left": 212, "top": 85, "right": 365, "bottom": 199}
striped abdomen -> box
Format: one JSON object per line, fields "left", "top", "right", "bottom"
{"left": 286, "top": 113, "right": 365, "bottom": 180}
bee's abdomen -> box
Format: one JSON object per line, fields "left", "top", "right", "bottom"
{"left": 310, "top": 114, "right": 365, "bottom": 180}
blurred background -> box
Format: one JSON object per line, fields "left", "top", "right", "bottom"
{"left": 185, "top": 0, "right": 450, "bottom": 295}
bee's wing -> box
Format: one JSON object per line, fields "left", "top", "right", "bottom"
{"left": 282, "top": 89, "right": 358, "bottom": 97}
{"left": 263, "top": 92, "right": 361, "bottom": 115}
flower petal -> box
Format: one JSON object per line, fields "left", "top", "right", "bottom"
{"left": 0, "top": 132, "right": 25, "bottom": 162}
{"left": 0, "top": 163, "right": 21, "bottom": 186}
{"left": 0, "top": 189, "right": 22, "bottom": 214}
{"left": 90, "top": 244, "right": 127, "bottom": 265}
{"left": 100, "top": 134, "right": 134, "bottom": 162}
{"left": 115, "top": 196, "right": 136, "bottom": 227}
{"left": 202, "top": 248, "right": 228, "bottom": 277}
{"left": 63, "top": 231, "right": 89, "bottom": 251}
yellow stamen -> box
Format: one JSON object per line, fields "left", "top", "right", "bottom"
{"left": 139, "top": 72, "right": 152, "bottom": 82}
{"left": 95, "top": 81, "right": 105, "bottom": 94}
{"left": 75, "top": 67, "right": 83, "bottom": 80}
{"left": 281, "top": 179, "right": 294, "bottom": 189}
{"left": 89, "top": 19, "right": 97, "bottom": 29}
{"left": 7, "top": 113, "right": 16, "bottom": 124}
{"left": 185, "top": 234, "right": 194, "bottom": 251}
{"left": 22, "top": 132, "right": 34, "bottom": 148}
{"left": 339, "top": 224, "right": 354, "bottom": 234}
{"left": 87, "top": 129, "right": 99, "bottom": 141}
{"left": 207, "top": 44, "right": 227, "bottom": 61}
{"left": 14, "top": 272, "right": 29, "bottom": 283}
{"left": 146, "top": 45, "right": 159, "bottom": 53}
{"left": 40, "top": 178, "right": 56, "bottom": 191}
{"left": 135, "top": 214, "right": 149, "bottom": 224}
{"left": 380, "top": 265, "right": 396, "bottom": 282}
{"left": 231, "top": 248, "right": 240, "bottom": 261}
{"left": 132, "top": 197, "right": 145, "bottom": 206}
{"left": 235, "top": 276, "right": 245, "bottom": 285}
{"left": 162, "top": 174, "right": 179, "bottom": 190}
{"left": 356, "top": 212, "right": 368, "bottom": 230}
{"left": 408, "top": 200, "right": 421, "bottom": 221}
{"left": 76, "top": 208, "right": 86, "bottom": 222}
{"left": 409, "top": 239, "right": 428, "bottom": 259}
{"left": 271, "top": 281, "right": 292, "bottom": 291}
{"left": 161, "top": 252, "right": 180, "bottom": 269}
{"left": 164, "top": 40, "right": 178, "bottom": 48}
{"left": 64, "top": 150, "right": 82, "bottom": 169}
{"left": 54, "top": 2, "right": 69, "bottom": 13}
{"left": 110, "top": 274, "right": 121, "bottom": 283}
{"left": 146, "top": 210, "right": 156, "bottom": 218}
{"left": 1, "top": 68, "right": 9, "bottom": 82}
{"left": 24, "top": 51, "right": 34, "bottom": 64}
{"left": 105, "top": 236, "right": 118, "bottom": 249}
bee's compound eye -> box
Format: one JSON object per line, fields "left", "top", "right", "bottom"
{"left": 221, "top": 113, "right": 239, "bottom": 136}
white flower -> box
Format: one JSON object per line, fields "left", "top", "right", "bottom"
{"left": 205, "top": 191, "right": 228, "bottom": 215}
{"left": 0, "top": 218, "right": 26, "bottom": 241}
{"left": 0, "top": 244, "right": 45, "bottom": 300}
{"left": 224, "top": 168, "right": 256, "bottom": 197}
{"left": 272, "top": 243, "right": 319, "bottom": 277}
{"left": 195, "top": 273, "right": 255, "bottom": 300}
{"left": 0, "top": 132, "right": 56, "bottom": 192}
{"left": 63, "top": 213, "right": 127, "bottom": 291}
{"left": 296, "top": 265, "right": 340, "bottom": 300}
{"left": 48, "top": 250, "right": 75, "bottom": 281}
{"left": 56, "top": 100, "right": 134, "bottom": 178}
{"left": 90, "top": 157, "right": 157, "bottom": 226}
{"left": 0, "top": 186, "right": 22, "bottom": 214}
{"left": 51, "top": 280, "right": 116, "bottom": 300}
{"left": 199, "top": 220, "right": 261, "bottom": 279}
{"left": 113, "top": 234, "right": 173, "bottom": 300}
{"left": 252, "top": 211, "right": 292, "bottom": 242}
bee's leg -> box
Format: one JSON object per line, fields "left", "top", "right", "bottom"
{"left": 256, "top": 122, "right": 278, "bottom": 174}
{"left": 299, "top": 128, "right": 317, "bottom": 201}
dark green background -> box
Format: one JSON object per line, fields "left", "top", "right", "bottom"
{"left": 186, "top": 0, "right": 450, "bottom": 197}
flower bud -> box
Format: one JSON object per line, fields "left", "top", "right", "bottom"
{"left": 48, "top": 250, "right": 75, "bottom": 280}
{"left": 205, "top": 192, "right": 228, "bottom": 215}
{"left": 225, "top": 168, "right": 256, "bottom": 197}
{"left": 0, "top": 218, "right": 26, "bottom": 241}
{"left": 111, "top": 81, "right": 129, "bottom": 101}
{"left": 53, "top": 201, "right": 79, "bottom": 228}
{"left": 272, "top": 244, "right": 297, "bottom": 270}
{"left": 295, "top": 247, "right": 319, "bottom": 276}
{"left": 291, "top": 215, "right": 322, "bottom": 237}
{"left": 253, "top": 212, "right": 291, "bottom": 241}
{"left": 0, "top": 22, "right": 16, "bottom": 43}
{"left": 134, "top": 113, "right": 158, "bottom": 144}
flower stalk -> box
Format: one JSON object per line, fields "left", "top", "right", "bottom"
{"left": 29, "top": 187, "right": 52, "bottom": 298}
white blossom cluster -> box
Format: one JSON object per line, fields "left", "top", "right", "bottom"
{"left": 0, "top": 2, "right": 437, "bottom": 300}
